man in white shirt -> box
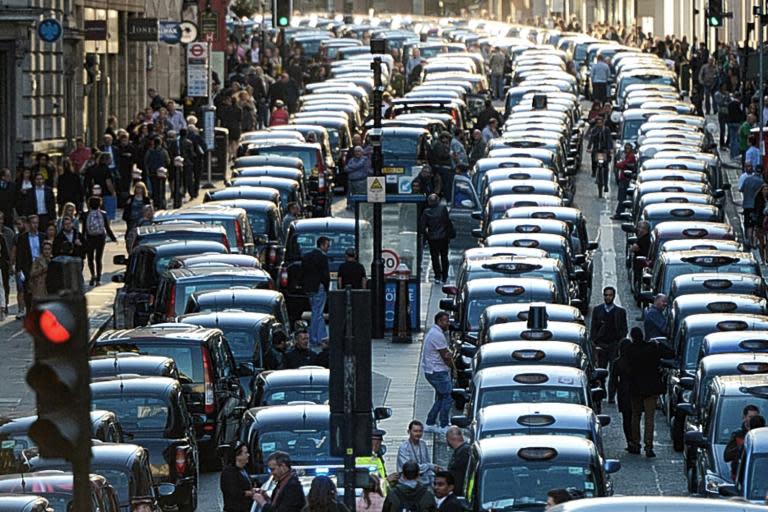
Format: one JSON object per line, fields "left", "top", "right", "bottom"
{"left": 165, "top": 100, "right": 187, "bottom": 132}
{"left": 590, "top": 54, "right": 610, "bottom": 103}
{"left": 396, "top": 420, "right": 437, "bottom": 486}
{"left": 421, "top": 311, "right": 454, "bottom": 433}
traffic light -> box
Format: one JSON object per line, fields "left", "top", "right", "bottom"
{"left": 707, "top": 0, "right": 723, "bottom": 26}
{"left": 273, "top": 0, "right": 291, "bottom": 28}
{"left": 25, "top": 293, "right": 91, "bottom": 463}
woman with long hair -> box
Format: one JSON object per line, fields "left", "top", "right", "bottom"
{"left": 122, "top": 181, "right": 152, "bottom": 233}
{"left": 304, "top": 475, "right": 348, "bottom": 512}
{"left": 356, "top": 474, "right": 385, "bottom": 512}
{"left": 82, "top": 195, "right": 117, "bottom": 286}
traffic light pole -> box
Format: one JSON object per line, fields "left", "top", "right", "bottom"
{"left": 370, "top": 53, "right": 384, "bottom": 339}
{"left": 760, "top": 4, "right": 765, "bottom": 159}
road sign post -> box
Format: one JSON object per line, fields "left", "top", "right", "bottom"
{"left": 370, "top": 40, "right": 386, "bottom": 340}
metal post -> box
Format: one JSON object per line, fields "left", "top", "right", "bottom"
{"left": 342, "top": 287, "right": 356, "bottom": 511}
{"left": 370, "top": 54, "right": 384, "bottom": 339}
{"left": 760, "top": 5, "right": 765, "bottom": 160}
{"left": 73, "top": 458, "right": 92, "bottom": 512}
{"left": 202, "top": 41, "right": 216, "bottom": 189}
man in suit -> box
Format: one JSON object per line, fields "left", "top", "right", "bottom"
{"left": 445, "top": 427, "right": 470, "bottom": 496}
{"left": 301, "top": 236, "right": 330, "bottom": 346}
{"left": 589, "top": 286, "right": 628, "bottom": 404}
{"left": 12, "top": 214, "right": 45, "bottom": 316}
{"left": 433, "top": 471, "right": 463, "bottom": 512}
{"left": 25, "top": 173, "right": 55, "bottom": 229}
{"left": 252, "top": 451, "right": 305, "bottom": 512}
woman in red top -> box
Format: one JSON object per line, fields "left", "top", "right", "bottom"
{"left": 269, "top": 100, "right": 289, "bottom": 126}
{"left": 611, "top": 143, "right": 636, "bottom": 220}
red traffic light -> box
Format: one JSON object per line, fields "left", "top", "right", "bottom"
{"left": 39, "top": 310, "right": 70, "bottom": 343}
{"left": 25, "top": 304, "right": 74, "bottom": 344}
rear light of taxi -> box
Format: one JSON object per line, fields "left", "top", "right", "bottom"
{"left": 166, "top": 284, "right": 176, "bottom": 319}
{"left": 268, "top": 247, "right": 278, "bottom": 265}
{"left": 316, "top": 150, "right": 327, "bottom": 193}
{"left": 175, "top": 447, "right": 187, "bottom": 475}
{"left": 202, "top": 348, "right": 215, "bottom": 415}
{"left": 280, "top": 267, "right": 289, "bottom": 288}
{"left": 234, "top": 222, "right": 245, "bottom": 251}
{"left": 221, "top": 235, "right": 230, "bottom": 251}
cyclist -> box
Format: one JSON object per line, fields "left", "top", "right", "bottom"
{"left": 587, "top": 116, "right": 614, "bottom": 195}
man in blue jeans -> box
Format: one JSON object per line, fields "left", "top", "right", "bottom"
{"left": 422, "top": 311, "right": 455, "bottom": 434}
{"left": 301, "top": 236, "right": 331, "bottom": 346}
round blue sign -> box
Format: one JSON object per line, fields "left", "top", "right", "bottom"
{"left": 38, "top": 19, "right": 62, "bottom": 43}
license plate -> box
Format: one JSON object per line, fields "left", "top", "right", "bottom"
{"left": 382, "top": 166, "right": 405, "bottom": 174}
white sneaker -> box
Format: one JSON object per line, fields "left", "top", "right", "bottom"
{"left": 424, "top": 424, "right": 438, "bottom": 433}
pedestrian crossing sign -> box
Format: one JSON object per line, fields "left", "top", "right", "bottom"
{"left": 367, "top": 176, "right": 385, "bottom": 203}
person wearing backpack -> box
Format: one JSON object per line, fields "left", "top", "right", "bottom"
{"left": 382, "top": 461, "right": 436, "bottom": 512}
{"left": 82, "top": 195, "right": 117, "bottom": 286}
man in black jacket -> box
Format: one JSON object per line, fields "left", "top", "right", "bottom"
{"left": 724, "top": 405, "right": 762, "bottom": 479}
{"left": 433, "top": 472, "right": 463, "bottom": 512}
{"left": 253, "top": 451, "right": 306, "bottom": 512}
{"left": 589, "top": 286, "right": 628, "bottom": 404}
{"left": 0, "top": 168, "right": 16, "bottom": 225}
{"left": 301, "top": 236, "right": 330, "bottom": 346}
{"left": 420, "top": 194, "right": 454, "bottom": 284}
{"left": 624, "top": 326, "right": 674, "bottom": 457}
{"left": 445, "top": 427, "right": 470, "bottom": 496}
{"left": 115, "top": 132, "right": 137, "bottom": 206}
{"left": 13, "top": 215, "right": 45, "bottom": 315}
{"left": 285, "top": 327, "right": 317, "bottom": 369}
{"left": 25, "top": 173, "right": 56, "bottom": 229}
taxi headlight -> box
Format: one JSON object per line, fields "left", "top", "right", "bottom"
{"left": 705, "top": 473, "right": 727, "bottom": 494}
{"left": 610, "top": 111, "right": 621, "bottom": 124}
{"left": 682, "top": 390, "right": 692, "bottom": 403}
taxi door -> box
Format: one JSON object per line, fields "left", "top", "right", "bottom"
{"left": 448, "top": 175, "right": 481, "bottom": 251}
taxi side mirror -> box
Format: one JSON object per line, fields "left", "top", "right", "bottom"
{"left": 679, "top": 377, "right": 694, "bottom": 390}
{"left": 714, "top": 189, "right": 725, "bottom": 199}
{"left": 112, "top": 274, "right": 125, "bottom": 283}
{"left": 573, "top": 254, "right": 586, "bottom": 265}
{"left": 660, "top": 358, "right": 676, "bottom": 369}
{"left": 622, "top": 200, "right": 633, "bottom": 208}
{"left": 677, "top": 402, "right": 695, "bottom": 416}
{"left": 684, "top": 430, "right": 706, "bottom": 448}
{"left": 621, "top": 223, "right": 635, "bottom": 233}
{"left": 451, "top": 415, "right": 470, "bottom": 428}
{"left": 604, "top": 459, "right": 621, "bottom": 474}
{"left": 587, "top": 241, "right": 599, "bottom": 251}
{"left": 592, "top": 368, "right": 609, "bottom": 381}
{"left": 374, "top": 407, "right": 393, "bottom": 420}
{"left": 721, "top": 183, "right": 731, "bottom": 191}
{"left": 442, "top": 285, "right": 459, "bottom": 296}
{"left": 718, "top": 484, "right": 738, "bottom": 497}
{"left": 597, "top": 414, "right": 611, "bottom": 427}
{"left": 439, "top": 299, "right": 456, "bottom": 311}
{"left": 570, "top": 269, "right": 587, "bottom": 281}
{"left": 459, "top": 344, "right": 478, "bottom": 357}
{"left": 626, "top": 236, "right": 638, "bottom": 245}
{"left": 471, "top": 228, "right": 483, "bottom": 239}
{"left": 618, "top": 212, "right": 632, "bottom": 221}
{"left": 591, "top": 388, "right": 607, "bottom": 402}
{"left": 113, "top": 255, "right": 128, "bottom": 265}
{"left": 451, "top": 388, "right": 470, "bottom": 403}
{"left": 154, "top": 483, "right": 176, "bottom": 498}
{"left": 237, "top": 362, "right": 256, "bottom": 377}
{"left": 639, "top": 290, "right": 654, "bottom": 303}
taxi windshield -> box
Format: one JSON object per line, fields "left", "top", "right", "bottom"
{"left": 263, "top": 386, "right": 329, "bottom": 406}
{"left": 662, "top": 260, "right": 756, "bottom": 296}
{"left": 480, "top": 463, "right": 596, "bottom": 509}
{"left": 92, "top": 343, "right": 202, "bottom": 383}
{"left": 747, "top": 455, "right": 768, "bottom": 500}
{"left": 715, "top": 397, "right": 768, "bottom": 444}
{"left": 467, "top": 298, "right": 520, "bottom": 330}
{"left": 479, "top": 428, "right": 590, "bottom": 441}
{"left": 478, "top": 386, "right": 585, "bottom": 410}
{"left": 381, "top": 135, "right": 420, "bottom": 159}
{"left": 296, "top": 232, "right": 356, "bottom": 261}
{"left": 259, "top": 147, "right": 318, "bottom": 175}
{"left": 218, "top": 329, "right": 256, "bottom": 362}
{"left": 621, "top": 119, "right": 645, "bottom": 141}
{"left": 258, "top": 428, "right": 340, "bottom": 466}
{"left": 91, "top": 396, "right": 170, "bottom": 434}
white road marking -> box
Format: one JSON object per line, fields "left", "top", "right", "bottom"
{"left": 600, "top": 196, "right": 622, "bottom": 307}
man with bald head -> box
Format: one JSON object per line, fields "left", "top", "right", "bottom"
{"left": 445, "top": 427, "right": 469, "bottom": 496}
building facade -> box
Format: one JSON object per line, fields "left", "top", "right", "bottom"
{"left": 0, "top": 0, "right": 187, "bottom": 172}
